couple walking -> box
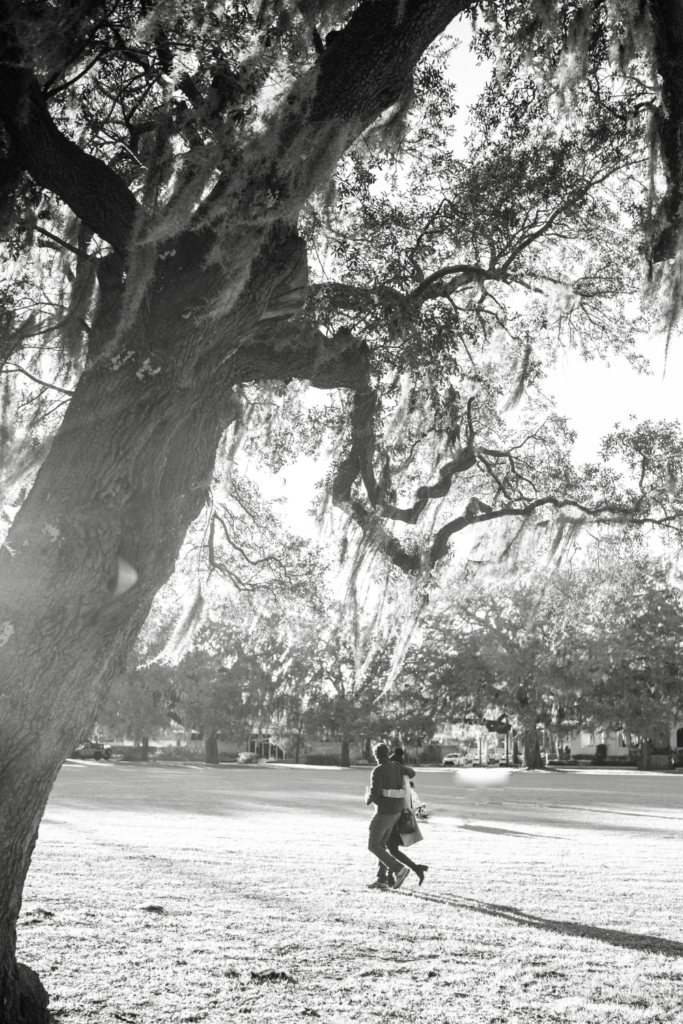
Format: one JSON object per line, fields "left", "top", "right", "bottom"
{"left": 365, "top": 743, "right": 428, "bottom": 890}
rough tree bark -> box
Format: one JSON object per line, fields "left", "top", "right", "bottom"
{"left": 340, "top": 738, "right": 351, "bottom": 768}
{"left": 0, "top": 2, "right": 473, "bottom": 1018}
{"left": 648, "top": 0, "right": 683, "bottom": 260}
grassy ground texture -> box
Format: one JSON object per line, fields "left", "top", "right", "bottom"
{"left": 17, "top": 763, "right": 683, "bottom": 1024}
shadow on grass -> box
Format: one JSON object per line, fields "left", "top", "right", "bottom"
{"left": 459, "top": 824, "right": 547, "bottom": 838}
{"left": 401, "top": 890, "right": 683, "bottom": 957}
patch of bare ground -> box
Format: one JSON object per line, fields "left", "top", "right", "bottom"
{"left": 18, "top": 764, "right": 683, "bottom": 1023}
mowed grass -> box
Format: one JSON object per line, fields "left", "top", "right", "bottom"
{"left": 17, "top": 763, "right": 683, "bottom": 1024}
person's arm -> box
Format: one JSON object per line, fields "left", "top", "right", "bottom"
{"left": 402, "top": 765, "right": 416, "bottom": 780}
{"left": 367, "top": 765, "right": 383, "bottom": 804}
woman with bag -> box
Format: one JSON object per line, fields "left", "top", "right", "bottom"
{"left": 375, "top": 749, "right": 428, "bottom": 890}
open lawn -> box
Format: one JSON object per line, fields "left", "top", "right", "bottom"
{"left": 18, "top": 763, "right": 683, "bottom": 1024}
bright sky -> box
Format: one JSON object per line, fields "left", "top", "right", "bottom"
{"left": 546, "top": 340, "right": 683, "bottom": 462}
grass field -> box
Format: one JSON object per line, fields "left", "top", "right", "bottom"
{"left": 17, "top": 763, "right": 683, "bottom": 1024}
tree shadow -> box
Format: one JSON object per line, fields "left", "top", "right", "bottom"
{"left": 459, "top": 824, "right": 551, "bottom": 838}
{"left": 400, "top": 890, "right": 683, "bottom": 957}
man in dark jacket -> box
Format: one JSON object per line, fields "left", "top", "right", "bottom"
{"left": 377, "top": 748, "right": 428, "bottom": 889}
{"left": 365, "top": 742, "right": 415, "bottom": 889}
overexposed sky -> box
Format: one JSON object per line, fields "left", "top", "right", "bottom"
{"left": 546, "top": 340, "right": 683, "bottom": 463}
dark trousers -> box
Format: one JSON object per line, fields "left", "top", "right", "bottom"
{"left": 368, "top": 811, "right": 404, "bottom": 874}
{"left": 377, "top": 826, "right": 418, "bottom": 880}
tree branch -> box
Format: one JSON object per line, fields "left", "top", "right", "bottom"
{"left": 197, "top": 0, "right": 477, "bottom": 230}
{"left": 0, "top": 7, "right": 139, "bottom": 253}
{"left": 33, "top": 225, "right": 93, "bottom": 260}
{"left": 331, "top": 384, "right": 476, "bottom": 525}
{"left": 0, "top": 363, "right": 75, "bottom": 395}
{"left": 428, "top": 495, "right": 683, "bottom": 568}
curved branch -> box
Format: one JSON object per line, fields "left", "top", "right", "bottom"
{"left": 428, "top": 495, "right": 683, "bottom": 568}
{"left": 410, "top": 264, "right": 489, "bottom": 301}
{"left": 0, "top": 58, "right": 139, "bottom": 253}
{"left": 331, "top": 382, "right": 477, "bottom": 529}
{"left": 212, "top": 511, "right": 288, "bottom": 571}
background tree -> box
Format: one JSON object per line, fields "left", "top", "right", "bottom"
{"left": 568, "top": 558, "right": 683, "bottom": 766}
{"left": 404, "top": 539, "right": 683, "bottom": 768}
{"left": 404, "top": 579, "right": 574, "bottom": 768}
{"left": 172, "top": 647, "right": 252, "bottom": 764}
{"left": 97, "top": 662, "right": 175, "bottom": 760}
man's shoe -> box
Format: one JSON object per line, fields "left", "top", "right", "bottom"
{"left": 387, "top": 874, "right": 395, "bottom": 888}
{"left": 367, "top": 880, "right": 390, "bottom": 890}
{"left": 415, "top": 864, "right": 429, "bottom": 886}
{"left": 392, "top": 866, "right": 410, "bottom": 889}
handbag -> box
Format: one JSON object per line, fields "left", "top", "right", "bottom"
{"left": 398, "top": 807, "right": 418, "bottom": 834}
{"left": 400, "top": 822, "right": 424, "bottom": 847}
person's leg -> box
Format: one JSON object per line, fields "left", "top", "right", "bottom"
{"left": 390, "top": 843, "right": 418, "bottom": 873}
{"left": 368, "top": 812, "right": 404, "bottom": 874}
{"left": 388, "top": 827, "right": 428, "bottom": 884}
{"left": 377, "top": 824, "right": 398, "bottom": 880}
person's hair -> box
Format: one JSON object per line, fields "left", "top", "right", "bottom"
{"left": 373, "top": 743, "right": 390, "bottom": 760}
{"left": 390, "top": 748, "right": 405, "bottom": 763}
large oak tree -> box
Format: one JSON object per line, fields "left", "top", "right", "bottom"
{"left": 3, "top": 0, "right": 683, "bottom": 1019}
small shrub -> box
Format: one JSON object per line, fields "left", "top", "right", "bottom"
{"left": 304, "top": 753, "right": 341, "bottom": 766}
{"left": 593, "top": 743, "right": 608, "bottom": 766}
{"left": 236, "top": 749, "right": 260, "bottom": 765}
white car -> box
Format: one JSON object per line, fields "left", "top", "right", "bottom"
{"left": 71, "top": 740, "right": 112, "bottom": 761}
{"left": 442, "top": 753, "right": 465, "bottom": 767}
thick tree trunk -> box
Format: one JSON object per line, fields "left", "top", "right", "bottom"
{"left": 523, "top": 727, "right": 544, "bottom": 770}
{"left": 0, "top": 961, "right": 50, "bottom": 1024}
{"left": 0, "top": 366, "right": 236, "bottom": 1020}
{"left": 140, "top": 736, "right": 149, "bottom": 762}
{"left": 204, "top": 730, "right": 220, "bottom": 765}
{"left": 0, "top": 254, "right": 297, "bottom": 1013}
{"left": 341, "top": 739, "right": 350, "bottom": 768}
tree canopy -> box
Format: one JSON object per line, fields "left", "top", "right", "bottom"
{"left": 403, "top": 541, "right": 683, "bottom": 764}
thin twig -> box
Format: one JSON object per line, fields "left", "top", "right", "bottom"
{"left": 1, "top": 363, "right": 75, "bottom": 395}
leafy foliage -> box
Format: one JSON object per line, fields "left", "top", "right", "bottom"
{"left": 403, "top": 542, "right": 683, "bottom": 741}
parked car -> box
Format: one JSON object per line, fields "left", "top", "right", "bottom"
{"left": 442, "top": 753, "right": 465, "bottom": 767}
{"left": 71, "top": 740, "right": 112, "bottom": 761}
